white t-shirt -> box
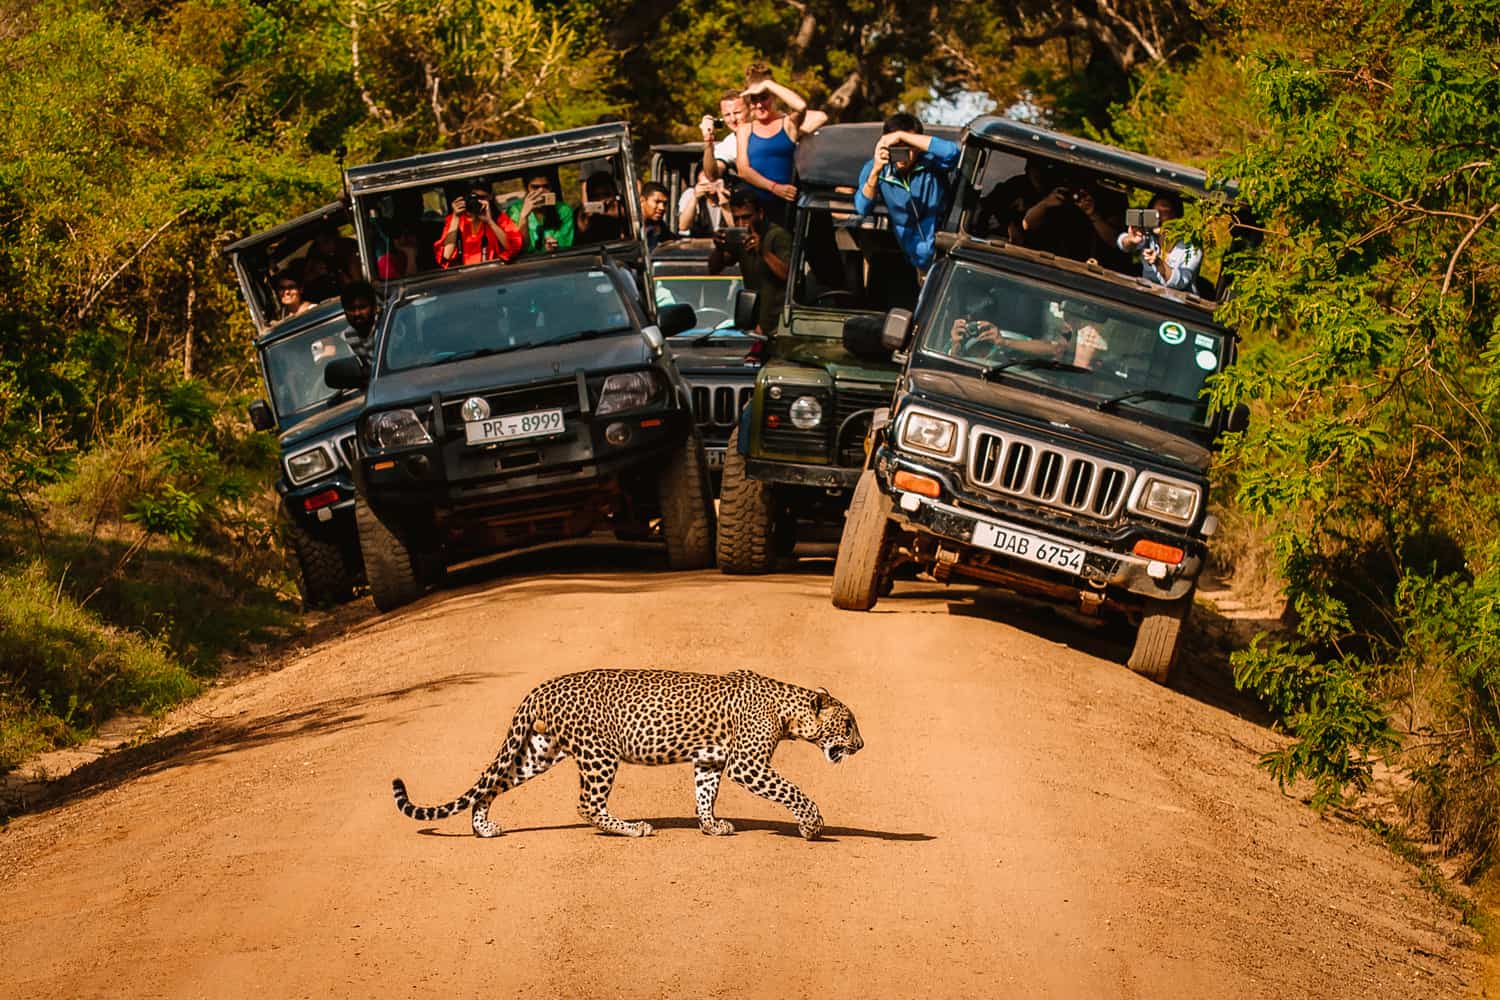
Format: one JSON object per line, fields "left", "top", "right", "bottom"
{"left": 713, "top": 133, "right": 737, "bottom": 166}
{"left": 679, "top": 188, "right": 724, "bottom": 231}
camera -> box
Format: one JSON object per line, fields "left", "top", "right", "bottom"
{"left": 583, "top": 199, "right": 610, "bottom": 215}
{"left": 1125, "top": 208, "right": 1161, "bottom": 231}
{"left": 889, "top": 145, "right": 914, "bottom": 168}
{"left": 722, "top": 226, "right": 748, "bottom": 251}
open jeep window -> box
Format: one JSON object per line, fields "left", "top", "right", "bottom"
{"left": 656, "top": 274, "right": 742, "bottom": 333}
{"left": 793, "top": 208, "right": 920, "bottom": 314}
{"left": 381, "top": 270, "right": 634, "bottom": 373}
{"left": 262, "top": 320, "right": 360, "bottom": 418}
{"left": 224, "top": 203, "right": 360, "bottom": 333}
{"left": 919, "top": 261, "right": 1228, "bottom": 428}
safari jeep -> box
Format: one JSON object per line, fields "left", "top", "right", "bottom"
{"left": 328, "top": 124, "right": 714, "bottom": 611}
{"left": 226, "top": 201, "right": 366, "bottom": 607}
{"left": 829, "top": 117, "right": 1249, "bottom": 682}
{"left": 716, "top": 123, "right": 960, "bottom": 572}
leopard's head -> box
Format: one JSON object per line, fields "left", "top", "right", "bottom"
{"left": 791, "top": 687, "right": 865, "bottom": 764}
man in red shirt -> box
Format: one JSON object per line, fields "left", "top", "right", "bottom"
{"left": 434, "top": 183, "right": 521, "bottom": 268}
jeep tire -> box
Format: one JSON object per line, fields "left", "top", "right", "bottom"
{"left": 356, "top": 498, "right": 425, "bottom": 613}
{"left": 659, "top": 429, "right": 716, "bottom": 570}
{"left": 285, "top": 514, "right": 355, "bottom": 609}
{"left": 1127, "top": 592, "right": 1193, "bottom": 684}
{"left": 831, "top": 469, "right": 893, "bottom": 610}
{"left": 717, "top": 424, "right": 776, "bottom": 574}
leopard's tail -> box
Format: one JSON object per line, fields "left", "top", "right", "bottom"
{"left": 390, "top": 696, "right": 538, "bottom": 823}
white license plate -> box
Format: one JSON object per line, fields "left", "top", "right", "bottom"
{"left": 464, "top": 408, "right": 565, "bottom": 445}
{"left": 706, "top": 448, "right": 725, "bottom": 469}
{"left": 970, "top": 520, "right": 1086, "bottom": 575}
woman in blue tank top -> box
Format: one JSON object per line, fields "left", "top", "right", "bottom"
{"left": 735, "top": 65, "right": 827, "bottom": 208}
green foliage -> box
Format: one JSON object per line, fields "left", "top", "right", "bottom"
{"left": 0, "top": 562, "right": 199, "bottom": 772}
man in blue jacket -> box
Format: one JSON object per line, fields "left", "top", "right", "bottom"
{"left": 853, "top": 114, "right": 961, "bottom": 273}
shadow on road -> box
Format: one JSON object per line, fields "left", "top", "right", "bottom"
{"left": 1, "top": 671, "right": 500, "bottom": 821}
{"left": 415, "top": 816, "right": 934, "bottom": 842}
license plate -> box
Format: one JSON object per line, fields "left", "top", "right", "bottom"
{"left": 970, "top": 520, "right": 1086, "bottom": 575}
{"left": 464, "top": 408, "right": 564, "bottom": 445}
{"left": 706, "top": 448, "right": 725, "bottom": 469}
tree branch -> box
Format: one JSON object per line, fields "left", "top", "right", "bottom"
{"left": 77, "top": 207, "right": 191, "bottom": 322}
{"left": 1441, "top": 203, "right": 1498, "bottom": 297}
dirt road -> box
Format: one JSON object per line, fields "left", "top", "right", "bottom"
{"left": 0, "top": 547, "right": 1478, "bottom": 998}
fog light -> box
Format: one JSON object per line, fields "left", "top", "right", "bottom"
{"left": 605, "top": 421, "right": 631, "bottom": 445}
{"left": 1146, "top": 560, "right": 1169, "bottom": 580}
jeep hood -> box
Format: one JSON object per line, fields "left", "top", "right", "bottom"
{"left": 279, "top": 393, "right": 363, "bottom": 446}
{"left": 907, "top": 369, "right": 1211, "bottom": 473}
{"left": 777, "top": 335, "right": 899, "bottom": 384}
{"left": 667, "top": 336, "right": 761, "bottom": 374}
{"left": 367, "top": 332, "right": 652, "bottom": 408}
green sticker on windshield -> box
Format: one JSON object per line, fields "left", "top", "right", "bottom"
{"left": 1159, "top": 321, "right": 1187, "bottom": 345}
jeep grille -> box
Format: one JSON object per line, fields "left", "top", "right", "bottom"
{"left": 968, "top": 428, "right": 1132, "bottom": 520}
{"left": 337, "top": 433, "right": 358, "bottom": 467}
{"left": 834, "top": 384, "right": 892, "bottom": 467}
{"left": 690, "top": 384, "right": 754, "bottom": 427}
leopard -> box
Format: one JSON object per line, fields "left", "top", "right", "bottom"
{"left": 391, "top": 668, "right": 864, "bottom": 840}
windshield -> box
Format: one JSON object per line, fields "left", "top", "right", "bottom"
{"left": 919, "top": 261, "right": 1228, "bottom": 427}
{"left": 262, "top": 321, "right": 359, "bottom": 418}
{"left": 656, "top": 275, "right": 742, "bottom": 334}
{"left": 381, "top": 269, "right": 634, "bottom": 373}
{"left": 793, "top": 209, "right": 919, "bottom": 314}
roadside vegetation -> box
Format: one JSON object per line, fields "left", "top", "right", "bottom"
{"left": 4, "top": 0, "right": 1500, "bottom": 895}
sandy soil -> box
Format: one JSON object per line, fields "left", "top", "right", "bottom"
{"left": 0, "top": 546, "right": 1479, "bottom": 998}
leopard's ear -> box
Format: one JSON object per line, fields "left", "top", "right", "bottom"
{"left": 811, "top": 687, "right": 830, "bottom": 714}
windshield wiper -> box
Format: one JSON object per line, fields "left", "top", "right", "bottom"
{"left": 979, "top": 357, "right": 1092, "bottom": 380}
{"left": 427, "top": 326, "right": 634, "bottom": 367}
{"left": 1096, "top": 389, "right": 1204, "bottom": 413}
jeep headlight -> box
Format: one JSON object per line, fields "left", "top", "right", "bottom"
{"left": 367, "top": 409, "right": 432, "bottom": 450}
{"left": 789, "top": 395, "right": 823, "bottom": 430}
{"left": 1131, "top": 476, "right": 1201, "bottom": 524}
{"left": 285, "top": 444, "right": 335, "bottom": 485}
{"left": 900, "top": 410, "right": 961, "bottom": 459}
{"left": 596, "top": 371, "right": 662, "bottom": 415}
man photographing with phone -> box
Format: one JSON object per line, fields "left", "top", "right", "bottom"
{"left": 709, "top": 187, "right": 790, "bottom": 336}
{"left": 1116, "top": 191, "right": 1201, "bottom": 290}
{"left": 853, "top": 114, "right": 960, "bottom": 272}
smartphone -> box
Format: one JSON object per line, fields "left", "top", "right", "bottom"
{"left": 583, "top": 199, "right": 609, "bottom": 215}
{"left": 536, "top": 192, "right": 557, "bottom": 207}
{"left": 722, "top": 226, "right": 748, "bottom": 250}
{"left": 1125, "top": 208, "right": 1161, "bottom": 230}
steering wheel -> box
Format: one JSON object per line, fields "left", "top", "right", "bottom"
{"left": 693, "top": 307, "right": 732, "bottom": 329}
{"left": 815, "top": 290, "right": 858, "bottom": 307}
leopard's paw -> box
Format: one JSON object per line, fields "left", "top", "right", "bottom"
{"left": 625, "top": 821, "right": 655, "bottom": 838}
{"left": 798, "top": 809, "right": 824, "bottom": 841}
{"left": 700, "top": 818, "right": 736, "bottom": 837}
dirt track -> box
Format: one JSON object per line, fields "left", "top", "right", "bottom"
{"left": 0, "top": 546, "right": 1479, "bottom": 998}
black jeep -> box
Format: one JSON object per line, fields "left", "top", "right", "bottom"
{"left": 830, "top": 116, "right": 1249, "bottom": 682}
{"left": 329, "top": 124, "right": 715, "bottom": 611}
{"left": 227, "top": 201, "right": 366, "bottom": 607}
{"left": 715, "top": 123, "right": 961, "bottom": 573}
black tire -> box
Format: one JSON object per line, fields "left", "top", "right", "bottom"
{"left": 356, "top": 498, "right": 425, "bottom": 613}
{"left": 658, "top": 429, "right": 716, "bottom": 570}
{"left": 717, "top": 424, "right": 777, "bottom": 574}
{"left": 1127, "top": 593, "right": 1194, "bottom": 683}
{"left": 831, "top": 469, "right": 892, "bottom": 610}
{"left": 285, "top": 516, "right": 355, "bottom": 609}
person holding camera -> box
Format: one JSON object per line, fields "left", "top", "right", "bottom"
{"left": 709, "top": 186, "right": 791, "bottom": 335}
{"left": 506, "top": 170, "right": 575, "bottom": 253}
{"left": 853, "top": 113, "right": 961, "bottom": 272}
{"left": 678, "top": 168, "right": 729, "bottom": 236}
{"left": 434, "top": 182, "right": 521, "bottom": 268}
{"left": 574, "top": 172, "right": 627, "bottom": 246}
{"left": 700, "top": 91, "right": 748, "bottom": 183}
{"left": 1116, "top": 192, "right": 1201, "bottom": 290}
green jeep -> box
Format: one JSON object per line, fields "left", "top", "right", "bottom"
{"left": 717, "top": 123, "right": 960, "bottom": 572}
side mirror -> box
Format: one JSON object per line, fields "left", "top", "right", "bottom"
{"left": 658, "top": 302, "right": 697, "bottom": 338}
{"left": 733, "top": 289, "right": 759, "bottom": 332}
{"left": 247, "top": 399, "right": 275, "bottom": 432}
{"left": 325, "top": 357, "right": 368, "bottom": 391}
{"left": 640, "top": 325, "right": 666, "bottom": 356}
{"left": 1224, "top": 402, "right": 1250, "bottom": 434}
{"left": 881, "top": 308, "right": 913, "bottom": 352}
{"left": 841, "top": 315, "right": 889, "bottom": 361}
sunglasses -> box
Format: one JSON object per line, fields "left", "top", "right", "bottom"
{"left": 745, "top": 93, "right": 772, "bottom": 104}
